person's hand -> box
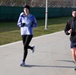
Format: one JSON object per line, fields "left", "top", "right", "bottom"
{"left": 21, "top": 23, "right": 25, "bottom": 27}
{"left": 68, "top": 29, "right": 72, "bottom": 33}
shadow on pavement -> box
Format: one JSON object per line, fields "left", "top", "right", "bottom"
{"left": 57, "top": 60, "right": 74, "bottom": 63}
{"left": 21, "top": 64, "right": 75, "bottom": 69}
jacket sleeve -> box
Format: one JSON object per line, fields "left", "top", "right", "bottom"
{"left": 17, "top": 12, "right": 23, "bottom": 27}
{"left": 64, "top": 20, "right": 71, "bottom": 35}
{"left": 32, "top": 16, "right": 38, "bottom": 27}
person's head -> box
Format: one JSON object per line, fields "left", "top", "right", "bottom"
{"left": 72, "top": 9, "right": 76, "bottom": 18}
{"left": 23, "top": 5, "right": 30, "bottom": 16}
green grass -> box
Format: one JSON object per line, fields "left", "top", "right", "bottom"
{"left": 0, "top": 17, "right": 70, "bottom": 45}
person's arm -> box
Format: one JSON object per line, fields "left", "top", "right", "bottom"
{"left": 31, "top": 16, "right": 38, "bottom": 27}
{"left": 64, "top": 20, "right": 71, "bottom": 35}
{"left": 17, "top": 12, "right": 25, "bottom": 27}
{"left": 17, "top": 15, "right": 22, "bottom": 27}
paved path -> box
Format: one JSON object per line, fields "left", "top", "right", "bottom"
{"left": 0, "top": 31, "right": 76, "bottom": 75}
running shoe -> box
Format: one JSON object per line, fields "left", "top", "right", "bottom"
{"left": 20, "top": 61, "right": 25, "bottom": 67}
{"left": 32, "top": 45, "right": 35, "bottom": 53}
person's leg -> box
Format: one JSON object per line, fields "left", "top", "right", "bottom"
{"left": 28, "top": 45, "right": 35, "bottom": 53}
{"left": 71, "top": 48, "right": 76, "bottom": 63}
{"left": 75, "top": 49, "right": 76, "bottom": 62}
{"left": 22, "top": 35, "right": 33, "bottom": 49}
{"left": 75, "top": 49, "right": 76, "bottom": 70}
{"left": 26, "top": 35, "right": 35, "bottom": 53}
{"left": 23, "top": 35, "right": 33, "bottom": 62}
{"left": 20, "top": 35, "right": 33, "bottom": 66}
{"left": 27, "top": 36, "right": 35, "bottom": 53}
{"left": 23, "top": 47, "right": 28, "bottom": 62}
{"left": 71, "top": 42, "right": 76, "bottom": 70}
{"left": 71, "top": 48, "right": 76, "bottom": 70}
{"left": 22, "top": 35, "right": 26, "bottom": 45}
{"left": 22, "top": 35, "right": 28, "bottom": 62}
{"left": 20, "top": 35, "right": 27, "bottom": 66}
{"left": 74, "top": 48, "right": 76, "bottom": 63}
{"left": 28, "top": 45, "right": 33, "bottom": 50}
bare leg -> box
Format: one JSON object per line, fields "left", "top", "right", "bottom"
{"left": 71, "top": 48, "right": 76, "bottom": 70}
{"left": 71, "top": 48, "right": 76, "bottom": 63}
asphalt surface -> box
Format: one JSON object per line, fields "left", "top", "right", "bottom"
{"left": 0, "top": 31, "right": 76, "bottom": 75}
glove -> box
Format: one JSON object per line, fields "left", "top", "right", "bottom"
{"left": 21, "top": 23, "right": 25, "bottom": 27}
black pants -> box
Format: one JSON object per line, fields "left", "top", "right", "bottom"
{"left": 22, "top": 35, "right": 33, "bottom": 62}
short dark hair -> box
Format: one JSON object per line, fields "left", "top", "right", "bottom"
{"left": 24, "top": 5, "right": 30, "bottom": 11}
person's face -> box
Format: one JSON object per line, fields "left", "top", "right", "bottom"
{"left": 72, "top": 11, "right": 76, "bottom": 17}
{"left": 24, "top": 8, "right": 29, "bottom": 16}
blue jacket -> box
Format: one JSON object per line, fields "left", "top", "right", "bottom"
{"left": 17, "top": 12, "right": 38, "bottom": 35}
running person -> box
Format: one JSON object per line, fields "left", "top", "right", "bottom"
{"left": 17, "top": 5, "right": 38, "bottom": 66}
{"left": 64, "top": 9, "right": 76, "bottom": 70}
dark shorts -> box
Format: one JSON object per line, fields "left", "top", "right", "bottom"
{"left": 70, "top": 42, "right": 76, "bottom": 48}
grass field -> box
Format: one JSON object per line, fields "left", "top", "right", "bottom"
{"left": 0, "top": 17, "right": 70, "bottom": 45}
